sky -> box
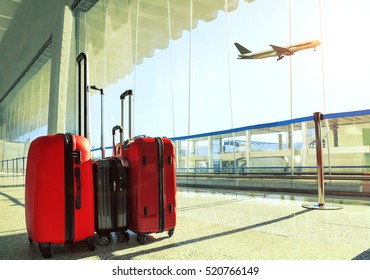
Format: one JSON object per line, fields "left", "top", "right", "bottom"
{"left": 85, "top": 0, "right": 370, "bottom": 152}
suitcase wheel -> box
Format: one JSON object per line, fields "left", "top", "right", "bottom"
{"left": 99, "top": 234, "right": 111, "bottom": 246}
{"left": 124, "top": 231, "right": 130, "bottom": 242}
{"left": 38, "top": 243, "right": 52, "bottom": 259}
{"left": 85, "top": 237, "right": 96, "bottom": 251}
{"left": 168, "top": 229, "right": 175, "bottom": 237}
{"left": 137, "top": 234, "right": 146, "bottom": 245}
{"left": 28, "top": 236, "right": 33, "bottom": 244}
{"left": 119, "top": 231, "right": 130, "bottom": 243}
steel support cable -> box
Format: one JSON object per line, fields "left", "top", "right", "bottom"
{"left": 186, "top": 0, "right": 194, "bottom": 185}
{"left": 131, "top": 0, "right": 141, "bottom": 137}
{"left": 318, "top": 0, "right": 332, "bottom": 176}
{"left": 225, "top": 0, "right": 234, "bottom": 131}
{"left": 288, "top": 0, "right": 295, "bottom": 177}
{"left": 224, "top": 0, "right": 237, "bottom": 174}
{"left": 318, "top": 0, "right": 326, "bottom": 114}
{"left": 187, "top": 0, "right": 192, "bottom": 138}
{"left": 167, "top": 0, "right": 176, "bottom": 137}
{"left": 103, "top": 0, "right": 110, "bottom": 149}
{"left": 127, "top": 0, "right": 135, "bottom": 138}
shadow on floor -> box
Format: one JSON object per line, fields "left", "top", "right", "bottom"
{"left": 353, "top": 248, "right": 370, "bottom": 260}
{"left": 0, "top": 209, "right": 312, "bottom": 260}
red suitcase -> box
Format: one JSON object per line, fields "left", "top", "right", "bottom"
{"left": 119, "top": 91, "right": 176, "bottom": 244}
{"left": 25, "top": 133, "right": 95, "bottom": 258}
{"left": 25, "top": 53, "right": 95, "bottom": 258}
{"left": 123, "top": 137, "right": 176, "bottom": 244}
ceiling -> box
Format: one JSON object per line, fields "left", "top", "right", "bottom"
{"left": 0, "top": 0, "right": 256, "bottom": 47}
{"left": 0, "top": 0, "right": 257, "bottom": 104}
{"left": 0, "top": 0, "right": 22, "bottom": 43}
{"left": 83, "top": 0, "right": 256, "bottom": 88}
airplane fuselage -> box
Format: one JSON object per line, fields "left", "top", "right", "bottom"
{"left": 237, "top": 40, "right": 321, "bottom": 60}
{"left": 240, "top": 50, "right": 276, "bottom": 59}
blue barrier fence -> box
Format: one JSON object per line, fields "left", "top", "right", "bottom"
{"left": 2, "top": 110, "right": 370, "bottom": 194}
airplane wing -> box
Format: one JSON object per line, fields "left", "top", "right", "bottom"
{"left": 270, "top": 44, "right": 289, "bottom": 55}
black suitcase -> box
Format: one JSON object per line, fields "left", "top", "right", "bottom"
{"left": 91, "top": 85, "right": 130, "bottom": 246}
{"left": 93, "top": 154, "right": 129, "bottom": 245}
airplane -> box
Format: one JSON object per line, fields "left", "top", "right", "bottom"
{"left": 234, "top": 40, "right": 321, "bottom": 61}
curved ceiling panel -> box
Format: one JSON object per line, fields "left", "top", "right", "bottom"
{"left": 83, "top": 0, "right": 255, "bottom": 88}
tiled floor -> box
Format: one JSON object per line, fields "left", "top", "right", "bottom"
{"left": 0, "top": 182, "right": 369, "bottom": 260}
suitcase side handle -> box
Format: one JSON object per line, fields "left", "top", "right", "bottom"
{"left": 112, "top": 125, "right": 123, "bottom": 156}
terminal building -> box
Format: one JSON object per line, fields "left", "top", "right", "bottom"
{"left": 0, "top": 0, "right": 369, "bottom": 261}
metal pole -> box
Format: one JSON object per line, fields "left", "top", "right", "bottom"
{"left": 89, "top": 85, "right": 105, "bottom": 159}
{"left": 314, "top": 112, "right": 325, "bottom": 206}
{"left": 302, "top": 112, "right": 342, "bottom": 210}
{"left": 120, "top": 90, "right": 133, "bottom": 142}
{"left": 100, "top": 88, "right": 105, "bottom": 159}
{"left": 121, "top": 95, "right": 125, "bottom": 140}
{"left": 129, "top": 94, "right": 132, "bottom": 140}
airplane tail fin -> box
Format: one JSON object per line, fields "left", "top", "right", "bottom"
{"left": 234, "top": 43, "right": 252, "bottom": 54}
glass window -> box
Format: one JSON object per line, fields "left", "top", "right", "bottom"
{"left": 76, "top": 0, "right": 370, "bottom": 151}
{"left": 0, "top": 44, "right": 51, "bottom": 162}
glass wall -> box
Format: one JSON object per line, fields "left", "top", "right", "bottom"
{"left": 1, "top": 0, "right": 368, "bottom": 191}
{"left": 76, "top": 0, "right": 370, "bottom": 160}
{"left": 0, "top": 44, "right": 51, "bottom": 173}
{"left": 173, "top": 111, "right": 370, "bottom": 194}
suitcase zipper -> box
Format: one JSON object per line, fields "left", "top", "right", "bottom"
{"left": 63, "top": 133, "right": 75, "bottom": 244}
{"left": 155, "top": 138, "right": 165, "bottom": 233}
{"left": 75, "top": 167, "right": 81, "bottom": 210}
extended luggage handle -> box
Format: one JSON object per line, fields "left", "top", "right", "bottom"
{"left": 112, "top": 125, "right": 123, "bottom": 156}
{"left": 76, "top": 52, "right": 89, "bottom": 139}
{"left": 120, "top": 90, "right": 133, "bottom": 142}
{"left": 89, "top": 85, "right": 105, "bottom": 158}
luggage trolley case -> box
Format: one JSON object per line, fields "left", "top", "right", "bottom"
{"left": 93, "top": 125, "right": 130, "bottom": 245}
{"left": 25, "top": 52, "right": 95, "bottom": 258}
{"left": 25, "top": 134, "right": 96, "bottom": 258}
{"left": 119, "top": 90, "right": 176, "bottom": 244}
{"left": 125, "top": 137, "right": 176, "bottom": 244}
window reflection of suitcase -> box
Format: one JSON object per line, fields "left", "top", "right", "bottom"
{"left": 25, "top": 133, "right": 96, "bottom": 258}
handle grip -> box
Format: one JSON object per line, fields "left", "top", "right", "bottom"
{"left": 120, "top": 89, "right": 133, "bottom": 100}
{"left": 112, "top": 125, "right": 123, "bottom": 156}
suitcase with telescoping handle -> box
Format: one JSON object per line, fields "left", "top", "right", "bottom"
{"left": 90, "top": 84, "right": 130, "bottom": 246}
{"left": 117, "top": 90, "right": 176, "bottom": 244}
{"left": 25, "top": 52, "right": 96, "bottom": 258}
